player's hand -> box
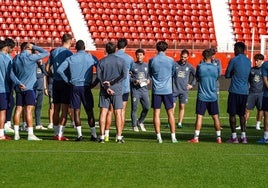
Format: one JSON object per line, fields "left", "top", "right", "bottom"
{"left": 103, "top": 81, "right": 110, "bottom": 87}
{"left": 106, "top": 88, "right": 115, "bottom": 95}
{"left": 146, "top": 79, "right": 150, "bottom": 84}
{"left": 19, "top": 84, "right": 26, "bottom": 91}
{"left": 187, "top": 84, "right": 193, "bottom": 90}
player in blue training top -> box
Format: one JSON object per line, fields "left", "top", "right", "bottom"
{"left": 244, "top": 54, "right": 264, "bottom": 130}
{"left": 172, "top": 49, "right": 196, "bottom": 129}
{"left": 130, "top": 48, "right": 150, "bottom": 132}
{"left": 97, "top": 42, "right": 127, "bottom": 143}
{"left": 257, "top": 60, "right": 268, "bottom": 144}
{"left": 4, "top": 38, "right": 16, "bottom": 134}
{"left": 57, "top": 40, "right": 99, "bottom": 142}
{"left": 47, "top": 33, "right": 73, "bottom": 141}
{"left": 188, "top": 49, "right": 222, "bottom": 144}
{"left": 225, "top": 42, "right": 251, "bottom": 144}
{"left": 12, "top": 42, "right": 49, "bottom": 141}
{"left": 149, "top": 41, "right": 178, "bottom": 143}
{"left": 115, "top": 39, "right": 134, "bottom": 129}
{"left": 0, "top": 40, "right": 23, "bottom": 140}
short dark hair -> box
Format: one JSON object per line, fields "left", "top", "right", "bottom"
{"left": 181, "top": 49, "right": 189, "bottom": 56}
{"left": 234, "top": 42, "right": 246, "bottom": 55}
{"left": 20, "top": 42, "right": 28, "bottom": 51}
{"left": 202, "top": 49, "right": 214, "bottom": 60}
{"left": 117, "top": 38, "right": 128, "bottom": 49}
{"left": 75, "top": 40, "right": 85, "bottom": 51}
{"left": 210, "top": 47, "right": 217, "bottom": 55}
{"left": 135, "top": 48, "right": 145, "bottom": 55}
{"left": 156, "top": 41, "right": 168, "bottom": 52}
{"left": 0, "top": 40, "right": 8, "bottom": 50}
{"left": 62, "top": 33, "right": 72, "bottom": 44}
{"left": 5, "top": 38, "right": 15, "bottom": 49}
{"left": 106, "top": 42, "right": 116, "bottom": 54}
{"left": 254, "top": 53, "right": 264, "bottom": 61}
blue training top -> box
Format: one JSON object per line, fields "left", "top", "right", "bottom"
{"left": 225, "top": 54, "right": 251, "bottom": 95}
{"left": 115, "top": 49, "right": 134, "bottom": 94}
{"left": 97, "top": 53, "right": 127, "bottom": 96}
{"left": 196, "top": 61, "right": 219, "bottom": 102}
{"left": 149, "top": 52, "right": 175, "bottom": 95}
{"left": 57, "top": 50, "right": 98, "bottom": 86}
{"left": 0, "top": 52, "right": 21, "bottom": 93}
{"left": 49, "top": 46, "right": 73, "bottom": 81}
{"left": 173, "top": 60, "right": 196, "bottom": 95}
{"left": 261, "top": 61, "right": 268, "bottom": 97}
{"left": 12, "top": 45, "right": 48, "bottom": 92}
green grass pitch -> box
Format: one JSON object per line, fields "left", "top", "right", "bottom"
{"left": 0, "top": 90, "right": 267, "bottom": 187}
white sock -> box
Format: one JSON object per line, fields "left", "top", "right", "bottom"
{"left": 53, "top": 125, "right": 59, "bottom": 136}
{"left": 156, "top": 133, "right": 162, "bottom": 140}
{"left": 100, "top": 135, "right": 104, "bottom": 140}
{"left": 232, "top": 132, "right": 237, "bottom": 139}
{"left": 216, "top": 131, "right": 221, "bottom": 137}
{"left": 28, "top": 127, "right": 34, "bottom": 135}
{"left": 104, "top": 130, "right": 109, "bottom": 137}
{"left": 14, "top": 125, "right": 19, "bottom": 135}
{"left": 90, "top": 127, "right": 97, "bottom": 137}
{"left": 194, "top": 130, "right": 200, "bottom": 139}
{"left": 264, "top": 131, "right": 268, "bottom": 139}
{"left": 241, "top": 132, "right": 246, "bottom": 139}
{"left": 58, "top": 125, "right": 65, "bottom": 137}
{"left": 76, "top": 126, "right": 82, "bottom": 137}
{"left": 117, "top": 135, "right": 122, "bottom": 140}
{"left": 171, "top": 133, "right": 176, "bottom": 140}
{"left": 256, "top": 121, "right": 261, "bottom": 127}
{"left": 5, "top": 121, "right": 11, "bottom": 128}
{"left": 0, "top": 129, "right": 4, "bottom": 137}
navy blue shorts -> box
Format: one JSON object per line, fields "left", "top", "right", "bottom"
{"left": 196, "top": 99, "right": 219, "bottom": 116}
{"left": 0, "top": 93, "right": 10, "bottom": 110}
{"left": 16, "top": 90, "right": 36, "bottom": 106}
{"left": 99, "top": 94, "right": 123, "bottom": 110}
{"left": 173, "top": 92, "right": 188, "bottom": 104}
{"left": 262, "top": 97, "right": 268, "bottom": 111}
{"left": 52, "top": 80, "right": 70, "bottom": 104}
{"left": 70, "top": 86, "right": 94, "bottom": 110}
{"left": 246, "top": 93, "right": 263, "bottom": 110}
{"left": 151, "top": 94, "right": 173, "bottom": 110}
{"left": 227, "top": 92, "right": 248, "bottom": 116}
{"left": 122, "top": 92, "right": 129, "bottom": 102}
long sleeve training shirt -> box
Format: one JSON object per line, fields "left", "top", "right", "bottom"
{"left": 57, "top": 50, "right": 98, "bottom": 86}
{"left": 12, "top": 45, "right": 48, "bottom": 91}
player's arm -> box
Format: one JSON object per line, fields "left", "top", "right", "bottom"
{"left": 57, "top": 59, "right": 69, "bottom": 83}
{"left": 225, "top": 59, "right": 234, "bottom": 78}
{"left": 263, "top": 76, "right": 268, "bottom": 89}
{"left": 29, "top": 45, "right": 49, "bottom": 61}
{"left": 189, "top": 65, "right": 196, "bottom": 87}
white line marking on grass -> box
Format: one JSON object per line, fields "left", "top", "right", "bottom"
{"left": 225, "top": 154, "right": 268, "bottom": 156}
{"left": 1, "top": 150, "right": 172, "bottom": 155}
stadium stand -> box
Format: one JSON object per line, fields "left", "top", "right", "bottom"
{"left": 0, "top": 0, "right": 72, "bottom": 44}
{"left": 229, "top": 0, "right": 268, "bottom": 46}
{"left": 77, "top": 0, "right": 217, "bottom": 47}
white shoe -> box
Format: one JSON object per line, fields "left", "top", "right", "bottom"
{"left": 139, "top": 123, "right": 146, "bottom": 132}
{"left": 256, "top": 126, "right": 261, "bottom": 130}
{"left": 4, "top": 126, "right": 14, "bottom": 133}
{"left": 14, "top": 134, "right": 20, "bottom": 141}
{"left": 157, "top": 138, "right": 163, "bottom": 144}
{"left": 133, "top": 126, "right": 139, "bottom": 132}
{"left": 172, "top": 138, "right": 178, "bottom": 143}
{"left": 47, "top": 123, "right": 53, "bottom": 129}
{"left": 28, "top": 134, "right": 42, "bottom": 141}
{"left": 235, "top": 126, "right": 241, "bottom": 130}
{"left": 36, "top": 125, "right": 48, "bottom": 130}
